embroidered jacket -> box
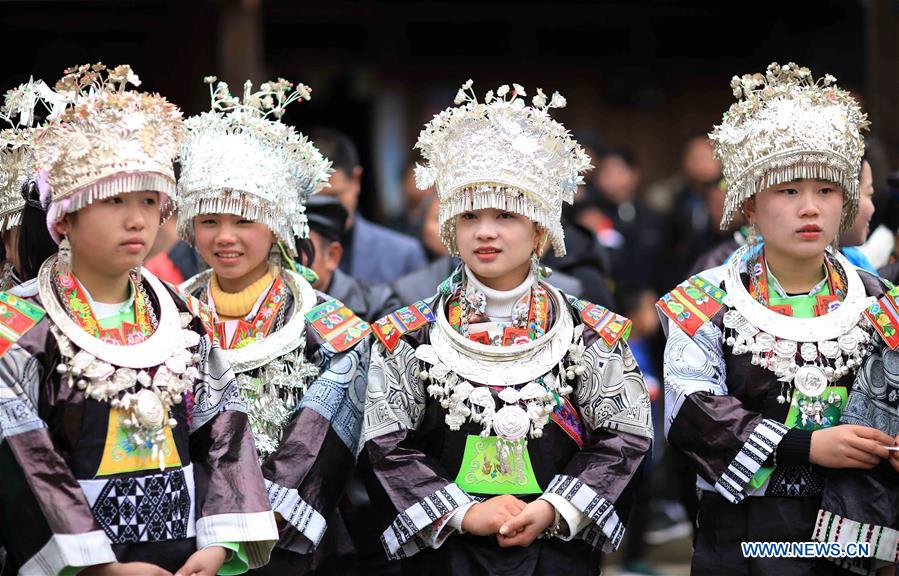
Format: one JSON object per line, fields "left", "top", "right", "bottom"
{"left": 657, "top": 250, "right": 888, "bottom": 504}
{"left": 361, "top": 268, "right": 652, "bottom": 573}
{"left": 180, "top": 268, "right": 372, "bottom": 555}
{"left": 0, "top": 266, "right": 278, "bottom": 575}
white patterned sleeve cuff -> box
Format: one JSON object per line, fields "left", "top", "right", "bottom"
{"left": 445, "top": 501, "right": 477, "bottom": 533}
{"left": 540, "top": 493, "right": 590, "bottom": 541}
{"left": 544, "top": 475, "right": 625, "bottom": 552}
{"left": 265, "top": 479, "right": 328, "bottom": 554}
{"left": 380, "top": 483, "right": 475, "bottom": 560}
{"left": 20, "top": 530, "right": 116, "bottom": 576}
{"left": 713, "top": 418, "right": 788, "bottom": 504}
{"left": 196, "top": 511, "right": 279, "bottom": 569}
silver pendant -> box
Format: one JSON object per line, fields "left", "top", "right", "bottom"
{"left": 493, "top": 405, "right": 530, "bottom": 441}
{"left": 793, "top": 365, "right": 827, "bottom": 398}
{"left": 135, "top": 388, "right": 165, "bottom": 428}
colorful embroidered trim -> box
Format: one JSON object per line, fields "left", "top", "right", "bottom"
{"left": 571, "top": 298, "right": 633, "bottom": 346}
{"left": 306, "top": 299, "right": 371, "bottom": 352}
{"left": 447, "top": 282, "right": 550, "bottom": 345}
{"left": 372, "top": 300, "right": 435, "bottom": 353}
{"left": 214, "top": 276, "right": 287, "bottom": 350}
{"left": 748, "top": 247, "right": 846, "bottom": 306}
{"left": 865, "top": 288, "right": 899, "bottom": 350}
{"left": 57, "top": 271, "right": 154, "bottom": 346}
{"left": 656, "top": 275, "right": 725, "bottom": 337}
{"left": 0, "top": 291, "right": 45, "bottom": 357}
{"left": 173, "top": 287, "right": 215, "bottom": 340}
{"left": 550, "top": 396, "right": 585, "bottom": 449}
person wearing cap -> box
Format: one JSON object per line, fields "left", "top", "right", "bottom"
{"left": 658, "top": 63, "right": 895, "bottom": 575}
{"left": 360, "top": 81, "right": 652, "bottom": 574}
{"left": 175, "top": 76, "right": 372, "bottom": 574}
{"left": 305, "top": 194, "right": 400, "bottom": 323}
{"left": 0, "top": 64, "right": 278, "bottom": 576}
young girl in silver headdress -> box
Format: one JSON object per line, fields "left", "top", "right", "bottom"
{"left": 361, "top": 81, "right": 652, "bottom": 575}
{"left": 0, "top": 64, "right": 278, "bottom": 576}
{"left": 175, "top": 77, "right": 371, "bottom": 574}
{"left": 658, "top": 62, "right": 894, "bottom": 576}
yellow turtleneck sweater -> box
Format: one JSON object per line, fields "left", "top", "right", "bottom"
{"left": 209, "top": 271, "right": 275, "bottom": 321}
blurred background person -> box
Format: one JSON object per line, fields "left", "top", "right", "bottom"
{"left": 304, "top": 194, "right": 400, "bottom": 322}
{"left": 388, "top": 160, "right": 435, "bottom": 239}
{"left": 144, "top": 217, "right": 202, "bottom": 285}
{"left": 647, "top": 135, "right": 724, "bottom": 290}
{"left": 574, "top": 147, "right": 665, "bottom": 296}
{"left": 311, "top": 127, "right": 427, "bottom": 284}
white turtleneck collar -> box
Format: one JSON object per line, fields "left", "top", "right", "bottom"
{"left": 464, "top": 265, "right": 533, "bottom": 323}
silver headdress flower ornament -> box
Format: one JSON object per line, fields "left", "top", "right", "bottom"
{"left": 0, "top": 78, "right": 62, "bottom": 233}
{"left": 415, "top": 80, "right": 591, "bottom": 257}
{"left": 33, "top": 63, "right": 185, "bottom": 241}
{"left": 176, "top": 77, "right": 332, "bottom": 256}
{"left": 710, "top": 62, "right": 869, "bottom": 232}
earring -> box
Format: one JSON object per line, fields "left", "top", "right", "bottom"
{"left": 530, "top": 251, "right": 540, "bottom": 280}
{"left": 1, "top": 262, "right": 14, "bottom": 290}
{"left": 57, "top": 235, "right": 72, "bottom": 275}
{"left": 132, "top": 265, "right": 143, "bottom": 284}
{"left": 268, "top": 242, "right": 282, "bottom": 277}
{"left": 746, "top": 224, "right": 762, "bottom": 248}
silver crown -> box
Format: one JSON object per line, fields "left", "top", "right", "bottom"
{"left": 177, "top": 77, "right": 332, "bottom": 256}
{"left": 34, "top": 63, "right": 184, "bottom": 223}
{"left": 710, "top": 62, "right": 869, "bottom": 232}
{"left": 0, "top": 78, "right": 64, "bottom": 232}
{"left": 415, "top": 81, "right": 590, "bottom": 256}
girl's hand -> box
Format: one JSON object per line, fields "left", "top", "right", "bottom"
{"left": 81, "top": 563, "right": 173, "bottom": 576}
{"left": 175, "top": 546, "right": 228, "bottom": 576}
{"left": 888, "top": 435, "right": 899, "bottom": 474}
{"left": 496, "top": 499, "right": 556, "bottom": 547}
{"left": 809, "top": 425, "right": 893, "bottom": 468}
{"left": 460, "top": 494, "right": 527, "bottom": 536}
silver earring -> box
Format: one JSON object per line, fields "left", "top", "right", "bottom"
{"left": 1, "top": 262, "right": 14, "bottom": 290}
{"left": 530, "top": 251, "right": 540, "bottom": 279}
{"left": 57, "top": 236, "right": 72, "bottom": 275}
{"left": 746, "top": 224, "right": 762, "bottom": 247}
{"left": 268, "top": 242, "right": 282, "bottom": 277}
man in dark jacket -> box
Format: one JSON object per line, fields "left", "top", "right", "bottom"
{"left": 310, "top": 128, "right": 427, "bottom": 284}
{"left": 305, "top": 195, "right": 400, "bottom": 323}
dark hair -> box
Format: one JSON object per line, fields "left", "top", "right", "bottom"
{"left": 294, "top": 236, "right": 317, "bottom": 270}
{"left": 598, "top": 147, "right": 638, "bottom": 169}
{"left": 17, "top": 186, "right": 58, "bottom": 281}
{"left": 310, "top": 128, "right": 360, "bottom": 176}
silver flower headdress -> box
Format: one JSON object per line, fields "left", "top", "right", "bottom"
{"left": 0, "top": 78, "right": 62, "bottom": 232}
{"left": 33, "top": 63, "right": 185, "bottom": 224}
{"left": 710, "top": 62, "right": 869, "bottom": 232}
{"left": 415, "top": 80, "right": 591, "bottom": 256}
{"left": 176, "top": 77, "right": 332, "bottom": 255}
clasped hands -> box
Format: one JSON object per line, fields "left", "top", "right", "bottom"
{"left": 460, "top": 494, "right": 558, "bottom": 547}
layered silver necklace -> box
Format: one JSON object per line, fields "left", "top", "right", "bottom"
{"left": 722, "top": 246, "right": 875, "bottom": 424}
{"left": 39, "top": 257, "right": 202, "bottom": 470}
{"left": 418, "top": 283, "right": 586, "bottom": 480}
{"left": 179, "top": 268, "right": 320, "bottom": 458}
